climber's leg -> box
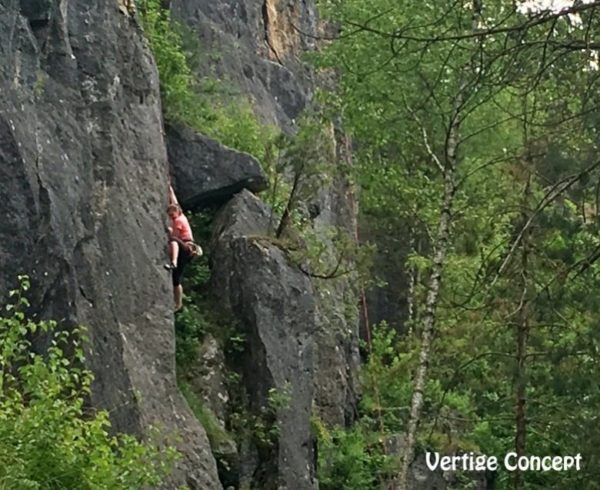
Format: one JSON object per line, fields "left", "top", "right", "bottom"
{"left": 174, "top": 285, "right": 183, "bottom": 311}
{"left": 165, "top": 239, "right": 180, "bottom": 269}
{"left": 171, "top": 246, "right": 191, "bottom": 311}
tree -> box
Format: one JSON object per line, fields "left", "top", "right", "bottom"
{"left": 316, "top": 1, "right": 600, "bottom": 488}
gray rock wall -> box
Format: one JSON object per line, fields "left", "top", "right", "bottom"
{"left": 1, "top": 0, "right": 361, "bottom": 488}
{"left": 0, "top": 1, "right": 220, "bottom": 487}
{"left": 211, "top": 190, "right": 318, "bottom": 490}
{"left": 166, "top": 124, "right": 267, "bottom": 209}
{"left": 170, "top": 0, "right": 317, "bottom": 128}
{"left": 166, "top": 0, "right": 361, "bottom": 486}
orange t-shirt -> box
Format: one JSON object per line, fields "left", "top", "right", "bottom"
{"left": 172, "top": 214, "right": 193, "bottom": 242}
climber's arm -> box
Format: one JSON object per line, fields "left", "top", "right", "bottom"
{"left": 168, "top": 185, "right": 179, "bottom": 207}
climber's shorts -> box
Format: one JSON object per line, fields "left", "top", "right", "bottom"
{"left": 170, "top": 238, "right": 193, "bottom": 287}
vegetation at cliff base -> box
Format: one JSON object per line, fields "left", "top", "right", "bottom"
{"left": 0, "top": 277, "right": 177, "bottom": 489}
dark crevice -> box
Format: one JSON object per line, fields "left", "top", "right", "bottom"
{"left": 180, "top": 178, "right": 268, "bottom": 212}
{"left": 29, "top": 18, "right": 49, "bottom": 31}
{"left": 79, "top": 286, "right": 94, "bottom": 307}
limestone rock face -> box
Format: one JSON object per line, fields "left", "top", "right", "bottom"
{"left": 166, "top": 124, "right": 267, "bottom": 209}
{"left": 0, "top": 1, "right": 220, "bottom": 488}
{"left": 168, "top": 0, "right": 361, "bottom": 485}
{"left": 211, "top": 190, "right": 318, "bottom": 490}
{"left": 170, "top": 0, "right": 318, "bottom": 128}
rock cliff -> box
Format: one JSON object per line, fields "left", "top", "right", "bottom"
{"left": 0, "top": 1, "right": 220, "bottom": 487}
{"left": 211, "top": 190, "right": 318, "bottom": 489}
{"left": 1, "top": 0, "right": 360, "bottom": 489}
{"left": 170, "top": 0, "right": 317, "bottom": 128}
{"left": 168, "top": 0, "right": 361, "bottom": 487}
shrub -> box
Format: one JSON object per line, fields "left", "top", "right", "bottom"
{"left": 315, "top": 420, "right": 383, "bottom": 490}
{"left": 0, "top": 276, "right": 177, "bottom": 489}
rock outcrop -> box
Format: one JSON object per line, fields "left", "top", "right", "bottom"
{"left": 0, "top": 1, "right": 220, "bottom": 488}
{"left": 166, "top": 124, "right": 267, "bottom": 209}
{"left": 2, "top": 0, "right": 362, "bottom": 488}
{"left": 210, "top": 190, "right": 318, "bottom": 490}
{"left": 167, "top": 0, "right": 361, "bottom": 486}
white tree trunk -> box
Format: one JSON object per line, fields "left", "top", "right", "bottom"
{"left": 396, "top": 161, "right": 456, "bottom": 489}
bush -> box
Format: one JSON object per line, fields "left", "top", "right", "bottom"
{"left": 315, "top": 419, "right": 384, "bottom": 490}
{"left": 0, "top": 276, "right": 177, "bottom": 489}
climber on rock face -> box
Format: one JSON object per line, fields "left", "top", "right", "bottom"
{"left": 164, "top": 185, "right": 201, "bottom": 311}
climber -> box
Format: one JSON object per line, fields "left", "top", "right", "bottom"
{"left": 164, "top": 185, "right": 202, "bottom": 311}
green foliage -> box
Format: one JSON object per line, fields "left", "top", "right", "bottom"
{"left": 227, "top": 383, "right": 292, "bottom": 450}
{"left": 266, "top": 384, "right": 292, "bottom": 412}
{"left": 262, "top": 114, "right": 336, "bottom": 235}
{"left": 316, "top": 421, "right": 384, "bottom": 490}
{"left": 136, "top": 0, "right": 197, "bottom": 124}
{"left": 208, "top": 101, "right": 278, "bottom": 164}
{"left": 137, "top": 0, "right": 276, "bottom": 161}
{"left": 257, "top": 114, "right": 376, "bottom": 304}
{"left": 250, "top": 385, "right": 291, "bottom": 448}
{"left": 314, "top": 1, "right": 600, "bottom": 488}
{"left": 314, "top": 326, "right": 411, "bottom": 489}
{"left": 174, "top": 297, "right": 211, "bottom": 369}
{"left": 0, "top": 277, "right": 177, "bottom": 489}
